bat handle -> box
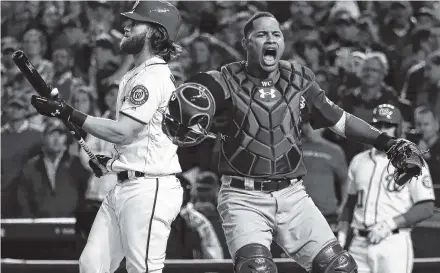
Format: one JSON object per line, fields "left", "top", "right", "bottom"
{"left": 50, "top": 90, "right": 108, "bottom": 174}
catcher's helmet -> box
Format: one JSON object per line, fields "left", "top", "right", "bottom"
{"left": 371, "top": 104, "right": 403, "bottom": 137}
{"left": 121, "top": 1, "right": 181, "bottom": 41}
{"left": 162, "top": 81, "right": 216, "bottom": 147}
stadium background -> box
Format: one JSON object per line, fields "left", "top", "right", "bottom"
{"left": 2, "top": 1, "right": 440, "bottom": 272}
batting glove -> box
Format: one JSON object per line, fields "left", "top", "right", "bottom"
{"left": 88, "top": 155, "right": 112, "bottom": 178}
{"left": 367, "top": 218, "right": 397, "bottom": 244}
{"left": 31, "top": 95, "right": 87, "bottom": 127}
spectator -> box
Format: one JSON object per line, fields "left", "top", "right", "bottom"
{"left": 21, "top": 28, "right": 54, "bottom": 85}
{"left": 1, "top": 97, "right": 43, "bottom": 217}
{"left": 341, "top": 52, "right": 398, "bottom": 160}
{"left": 52, "top": 47, "right": 76, "bottom": 100}
{"left": 293, "top": 39, "right": 328, "bottom": 72}
{"left": 76, "top": 83, "right": 119, "bottom": 240}
{"left": 301, "top": 122, "right": 348, "bottom": 234}
{"left": 342, "top": 52, "right": 398, "bottom": 122}
{"left": 36, "top": 3, "right": 63, "bottom": 60}
{"left": 1, "top": 36, "right": 21, "bottom": 87}
{"left": 16, "top": 119, "right": 89, "bottom": 218}
{"left": 417, "top": 51, "right": 440, "bottom": 119}
{"left": 414, "top": 106, "right": 440, "bottom": 196}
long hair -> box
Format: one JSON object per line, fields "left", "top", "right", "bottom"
{"left": 150, "top": 25, "right": 182, "bottom": 62}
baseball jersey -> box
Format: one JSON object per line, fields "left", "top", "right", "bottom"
{"left": 111, "top": 56, "right": 181, "bottom": 176}
{"left": 347, "top": 148, "right": 435, "bottom": 230}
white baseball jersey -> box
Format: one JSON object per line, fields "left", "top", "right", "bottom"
{"left": 347, "top": 148, "right": 435, "bottom": 230}
{"left": 110, "top": 56, "right": 181, "bottom": 176}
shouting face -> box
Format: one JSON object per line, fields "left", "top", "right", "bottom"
{"left": 244, "top": 16, "right": 285, "bottom": 73}
{"left": 120, "top": 19, "right": 150, "bottom": 54}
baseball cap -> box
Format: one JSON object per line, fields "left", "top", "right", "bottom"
{"left": 44, "top": 120, "right": 68, "bottom": 135}
{"left": 331, "top": 9, "right": 356, "bottom": 24}
{"left": 1, "top": 36, "right": 19, "bottom": 54}
{"left": 121, "top": 0, "right": 181, "bottom": 41}
{"left": 7, "top": 97, "right": 26, "bottom": 108}
{"left": 371, "top": 104, "right": 402, "bottom": 125}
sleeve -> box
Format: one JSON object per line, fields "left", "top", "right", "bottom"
{"left": 409, "top": 165, "right": 436, "bottom": 203}
{"left": 303, "top": 82, "right": 344, "bottom": 129}
{"left": 346, "top": 156, "right": 359, "bottom": 195}
{"left": 119, "top": 72, "right": 165, "bottom": 125}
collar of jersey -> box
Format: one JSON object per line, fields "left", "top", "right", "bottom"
{"left": 129, "top": 56, "right": 166, "bottom": 75}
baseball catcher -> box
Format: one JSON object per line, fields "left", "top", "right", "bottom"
{"left": 163, "top": 12, "right": 424, "bottom": 273}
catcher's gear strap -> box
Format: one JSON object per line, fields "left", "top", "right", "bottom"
{"left": 402, "top": 200, "right": 435, "bottom": 227}
{"left": 312, "top": 240, "right": 357, "bottom": 273}
{"left": 234, "top": 244, "right": 277, "bottom": 273}
{"left": 345, "top": 112, "right": 383, "bottom": 146}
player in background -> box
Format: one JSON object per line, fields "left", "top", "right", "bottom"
{"left": 338, "top": 104, "right": 435, "bottom": 273}
{"left": 30, "top": 2, "right": 183, "bottom": 273}
{"left": 162, "top": 12, "right": 426, "bottom": 273}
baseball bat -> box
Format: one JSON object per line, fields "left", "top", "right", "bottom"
{"left": 12, "top": 50, "right": 105, "bottom": 171}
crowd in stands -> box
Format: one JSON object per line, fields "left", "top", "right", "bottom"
{"left": 2, "top": 0, "right": 440, "bottom": 260}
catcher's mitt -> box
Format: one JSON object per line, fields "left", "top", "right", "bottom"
{"left": 386, "top": 139, "right": 426, "bottom": 186}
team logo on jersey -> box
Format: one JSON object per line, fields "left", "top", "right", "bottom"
{"left": 385, "top": 173, "right": 405, "bottom": 192}
{"left": 422, "top": 175, "right": 432, "bottom": 188}
{"left": 129, "top": 85, "right": 149, "bottom": 105}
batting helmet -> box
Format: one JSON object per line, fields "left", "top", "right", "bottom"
{"left": 371, "top": 104, "right": 403, "bottom": 137}
{"left": 162, "top": 80, "right": 217, "bottom": 147}
{"left": 121, "top": 0, "right": 181, "bottom": 41}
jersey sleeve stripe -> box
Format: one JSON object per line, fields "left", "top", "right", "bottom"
{"left": 120, "top": 111, "right": 148, "bottom": 125}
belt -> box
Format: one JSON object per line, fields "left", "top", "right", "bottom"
{"left": 229, "top": 177, "right": 298, "bottom": 192}
{"left": 356, "top": 229, "right": 399, "bottom": 238}
{"left": 117, "top": 171, "right": 145, "bottom": 182}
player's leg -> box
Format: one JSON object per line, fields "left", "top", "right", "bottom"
{"left": 217, "top": 178, "right": 277, "bottom": 273}
{"left": 79, "top": 191, "right": 124, "bottom": 273}
{"left": 348, "top": 236, "right": 372, "bottom": 273}
{"left": 375, "top": 232, "right": 413, "bottom": 273}
{"left": 119, "top": 176, "right": 183, "bottom": 273}
{"left": 273, "top": 182, "right": 357, "bottom": 273}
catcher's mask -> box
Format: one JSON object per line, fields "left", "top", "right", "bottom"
{"left": 162, "top": 82, "right": 216, "bottom": 147}
{"left": 371, "top": 104, "right": 403, "bottom": 137}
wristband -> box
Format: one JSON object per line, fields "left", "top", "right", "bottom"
{"left": 69, "top": 109, "right": 88, "bottom": 127}
{"left": 374, "top": 132, "right": 395, "bottom": 152}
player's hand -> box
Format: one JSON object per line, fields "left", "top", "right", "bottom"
{"left": 367, "top": 219, "right": 397, "bottom": 244}
{"left": 180, "top": 202, "right": 209, "bottom": 230}
{"left": 337, "top": 221, "right": 350, "bottom": 248}
{"left": 30, "top": 95, "right": 74, "bottom": 122}
{"left": 88, "top": 155, "right": 111, "bottom": 177}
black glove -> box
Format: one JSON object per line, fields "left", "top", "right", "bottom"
{"left": 30, "top": 95, "right": 87, "bottom": 127}
{"left": 88, "top": 155, "right": 111, "bottom": 178}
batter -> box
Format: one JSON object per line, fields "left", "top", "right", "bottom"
{"left": 30, "top": 1, "right": 183, "bottom": 273}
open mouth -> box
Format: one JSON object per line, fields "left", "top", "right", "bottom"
{"left": 263, "top": 48, "right": 277, "bottom": 65}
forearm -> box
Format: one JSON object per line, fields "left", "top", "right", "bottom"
{"left": 341, "top": 194, "right": 357, "bottom": 224}
{"left": 393, "top": 201, "right": 435, "bottom": 229}
{"left": 344, "top": 112, "right": 382, "bottom": 145}
{"left": 82, "top": 116, "right": 128, "bottom": 144}
{"left": 197, "top": 223, "right": 224, "bottom": 259}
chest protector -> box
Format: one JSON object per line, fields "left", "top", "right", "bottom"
{"left": 216, "top": 61, "right": 312, "bottom": 179}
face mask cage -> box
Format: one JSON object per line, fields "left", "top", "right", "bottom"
{"left": 162, "top": 112, "right": 212, "bottom": 147}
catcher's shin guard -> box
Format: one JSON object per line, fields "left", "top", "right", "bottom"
{"left": 311, "top": 240, "right": 358, "bottom": 273}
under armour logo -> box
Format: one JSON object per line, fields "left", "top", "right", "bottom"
{"left": 259, "top": 88, "right": 276, "bottom": 99}
{"left": 51, "top": 109, "right": 60, "bottom": 116}
{"left": 300, "top": 96, "right": 306, "bottom": 110}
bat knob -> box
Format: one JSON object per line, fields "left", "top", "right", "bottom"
{"left": 50, "top": 88, "right": 59, "bottom": 98}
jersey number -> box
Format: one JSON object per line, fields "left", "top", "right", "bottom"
{"left": 356, "top": 190, "right": 364, "bottom": 208}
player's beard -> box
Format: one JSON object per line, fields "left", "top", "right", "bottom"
{"left": 120, "top": 32, "right": 146, "bottom": 55}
